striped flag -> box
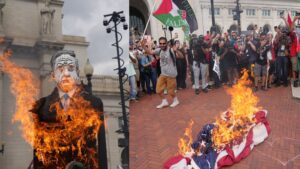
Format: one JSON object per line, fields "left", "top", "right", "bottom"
{"left": 153, "top": 0, "right": 198, "bottom": 37}
{"left": 163, "top": 110, "right": 271, "bottom": 169}
{"left": 153, "top": 0, "right": 189, "bottom": 28}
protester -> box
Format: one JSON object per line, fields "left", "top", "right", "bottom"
{"left": 143, "top": 37, "right": 179, "bottom": 108}
{"left": 175, "top": 40, "right": 187, "bottom": 89}
{"left": 253, "top": 33, "right": 270, "bottom": 91}
{"left": 128, "top": 44, "right": 138, "bottom": 100}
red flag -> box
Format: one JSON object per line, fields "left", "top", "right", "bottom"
{"left": 288, "top": 13, "right": 293, "bottom": 27}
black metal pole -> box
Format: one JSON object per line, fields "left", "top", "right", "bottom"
{"left": 210, "top": 0, "right": 216, "bottom": 30}
{"left": 86, "top": 74, "right": 92, "bottom": 94}
{"left": 113, "top": 14, "right": 129, "bottom": 140}
{"left": 0, "top": 144, "right": 4, "bottom": 154}
{"left": 162, "top": 26, "right": 166, "bottom": 38}
{"left": 236, "top": 0, "right": 241, "bottom": 35}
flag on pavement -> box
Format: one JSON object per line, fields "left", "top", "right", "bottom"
{"left": 163, "top": 110, "right": 271, "bottom": 169}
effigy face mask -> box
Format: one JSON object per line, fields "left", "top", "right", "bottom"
{"left": 54, "top": 54, "right": 80, "bottom": 92}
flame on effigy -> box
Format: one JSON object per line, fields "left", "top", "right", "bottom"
{"left": 0, "top": 46, "right": 101, "bottom": 168}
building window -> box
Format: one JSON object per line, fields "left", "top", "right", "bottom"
{"left": 246, "top": 9, "right": 256, "bottom": 16}
{"left": 228, "top": 8, "right": 235, "bottom": 15}
{"left": 277, "top": 10, "right": 284, "bottom": 16}
{"left": 209, "top": 8, "right": 220, "bottom": 15}
{"left": 291, "top": 11, "right": 297, "bottom": 16}
{"left": 262, "top": 9, "right": 271, "bottom": 17}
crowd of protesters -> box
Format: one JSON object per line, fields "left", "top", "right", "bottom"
{"left": 127, "top": 15, "right": 300, "bottom": 108}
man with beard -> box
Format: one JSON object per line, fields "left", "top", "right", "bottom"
{"left": 143, "top": 37, "right": 179, "bottom": 108}
{"left": 253, "top": 33, "right": 271, "bottom": 91}
{"left": 31, "top": 50, "right": 107, "bottom": 169}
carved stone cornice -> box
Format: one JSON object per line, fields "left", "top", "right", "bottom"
{"left": 35, "top": 40, "right": 64, "bottom": 50}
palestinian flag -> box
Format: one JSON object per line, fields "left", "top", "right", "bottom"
{"left": 153, "top": 0, "right": 198, "bottom": 33}
{"left": 153, "top": 0, "right": 189, "bottom": 28}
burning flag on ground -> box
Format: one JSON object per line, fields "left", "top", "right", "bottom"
{"left": 163, "top": 70, "right": 271, "bottom": 169}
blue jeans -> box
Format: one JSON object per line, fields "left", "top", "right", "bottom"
{"left": 150, "top": 68, "right": 157, "bottom": 92}
{"left": 276, "top": 56, "right": 288, "bottom": 84}
{"left": 141, "top": 72, "right": 151, "bottom": 94}
{"left": 129, "top": 75, "right": 137, "bottom": 99}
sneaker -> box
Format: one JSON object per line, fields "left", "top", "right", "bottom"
{"left": 170, "top": 98, "right": 179, "bottom": 108}
{"left": 192, "top": 85, "right": 196, "bottom": 89}
{"left": 202, "top": 88, "right": 208, "bottom": 93}
{"left": 195, "top": 89, "right": 200, "bottom": 95}
{"left": 207, "top": 85, "right": 213, "bottom": 90}
{"left": 294, "top": 80, "right": 299, "bottom": 87}
{"left": 156, "top": 100, "right": 169, "bottom": 109}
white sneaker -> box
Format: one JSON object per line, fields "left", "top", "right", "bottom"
{"left": 170, "top": 98, "right": 179, "bottom": 108}
{"left": 192, "top": 85, "right": 196, "bottom": 89}
{"left": 156, "top": 99, "right": 169, "bottom": 109}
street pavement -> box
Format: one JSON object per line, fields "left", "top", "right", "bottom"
{"left": 130, "top": 84, "right": 300, "bottom": 169}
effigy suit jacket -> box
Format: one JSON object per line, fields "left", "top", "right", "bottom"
{"left": 31, "top": 86, "right": 108, "bottom": 169}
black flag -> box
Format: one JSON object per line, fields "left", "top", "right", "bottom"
{"left": 173, "top": 0, "right": 198, "bottom": 33}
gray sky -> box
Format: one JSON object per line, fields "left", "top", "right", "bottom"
{"left": 62, "top": 0, "right": 129, "bottom": 76}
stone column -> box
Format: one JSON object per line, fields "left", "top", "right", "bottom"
{"left": 0, "top": 72, "right": 3, "bottom": 146}
{"left": 0, "top": 1, "right": 5, "bottom": 36}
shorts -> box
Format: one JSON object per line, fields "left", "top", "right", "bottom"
{"left": 290, "top": 56, "right": 298, "bottom": 72}
{"left": 156, "top": 75, "right": 176, "bottom": 97}
{"left": 254, "top": 63, "right": 267, "bottom": 77}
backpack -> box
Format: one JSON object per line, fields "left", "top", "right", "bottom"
{"left": 158, "top": 48, "right": 176, "bottom": 66}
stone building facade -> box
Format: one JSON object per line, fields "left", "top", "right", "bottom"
{"left": 0, "top": 0, "right": 126, "bottom": 168}
{"left": 130, "top": 0, "right": 300, "bottom": 41}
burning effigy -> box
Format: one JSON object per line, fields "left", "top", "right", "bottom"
{"left": 163, "top": 70, "right": 271, "bottom": 169}
{"left": 0, "top": 48, "right": 105, "bottom": 169}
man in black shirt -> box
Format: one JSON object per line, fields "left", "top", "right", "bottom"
{"left": 253, "top": 36, "right": 270, "bottom": 91}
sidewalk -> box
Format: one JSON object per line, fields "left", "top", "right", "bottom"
{"left": 130, "top": 85, "right": 300, "bottom": 169}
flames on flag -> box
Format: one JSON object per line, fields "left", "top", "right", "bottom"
{"left": 178, "top": 120, "right": 194, "bottom": 155}
{"left": 177, "top": 70, "right": 261, "bottom": 155}
{"left": 212, "top": 70, "right": 260, "bottom": 150}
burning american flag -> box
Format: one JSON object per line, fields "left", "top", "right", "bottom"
{"left": 164, "top": 70, "right": 271, "bottom": 169}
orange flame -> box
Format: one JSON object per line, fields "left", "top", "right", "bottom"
{"left": 178, "top": 120, "right": 194, "bottom": 155}
{"left": 0, "top": 48, "right": 101, "bottom": 168}
{"left": 212, "top": 70, "right": 260, "bottom": 150}
{"left": 0, "top": 49, "right": 39, "bottom": 145}
{"left": 33, "top": 96, "right": 101, "bottom": 168}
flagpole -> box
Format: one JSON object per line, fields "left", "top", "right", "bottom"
{"left": 142, "top": 0, "right": 159, "bottom": 38}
